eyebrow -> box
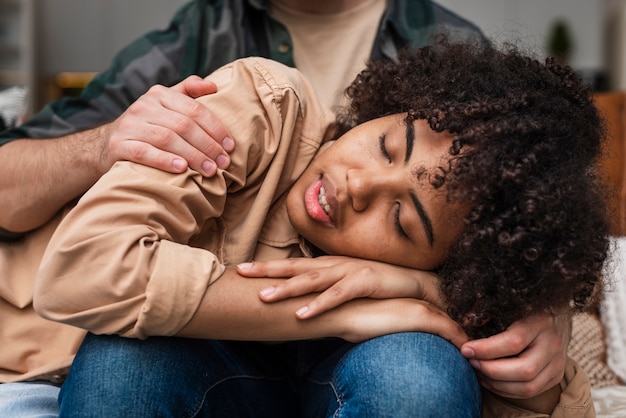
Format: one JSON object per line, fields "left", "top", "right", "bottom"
{"left": 404, "top": 119, "right": 434, "bottom": 246}
{"left": 404, "top": 119, "right": 415, "bottom": 163}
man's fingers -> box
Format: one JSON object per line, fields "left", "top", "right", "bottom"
{"left": 172, "top": 75, "right": 218, "bottom": 98}
{"left": 462, "top": 323, "right": 531, "bottom": 361}
{"left": 157, "top": 90, "right": 233, "bottom": 170}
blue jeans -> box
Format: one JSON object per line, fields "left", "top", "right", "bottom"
{"left": 0, "top": 381, "right": 60, "bottom": 417}
{"left": 59, "top": 332, "right": 481, "bottom": 417}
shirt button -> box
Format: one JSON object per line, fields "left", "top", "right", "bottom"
{"left": 278, "top": 42, "right": 291, "bottom": 54}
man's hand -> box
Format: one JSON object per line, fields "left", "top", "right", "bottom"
{"left": 100, "top": 75, "right": 234, "bottom": 177}
{"left": 461, "top": 312, "right": 572, "bottom": 399}
{"left": 0, "top": 76, "right": 235, "bottom": 233}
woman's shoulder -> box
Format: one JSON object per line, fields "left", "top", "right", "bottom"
{"left": 205, "top": 57, "right": 322, "bottom": 109}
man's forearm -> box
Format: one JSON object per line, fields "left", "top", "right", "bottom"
{"left": 0, "top": 126, "right": 107, "bottom": 232}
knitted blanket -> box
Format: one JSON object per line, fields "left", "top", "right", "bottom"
{"left": 601, "top": 236, "right": 626, "bottom": 384}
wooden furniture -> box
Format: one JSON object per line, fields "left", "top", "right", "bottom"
{"left": 595, "top": 92, "right": 626, "bottom": 235}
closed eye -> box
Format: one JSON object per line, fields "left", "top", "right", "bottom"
{"left": 379, "top": 134, "right": 392, "bottom": 163}
{"left": 395, "top": 204, "right": 409, "bottom": 239}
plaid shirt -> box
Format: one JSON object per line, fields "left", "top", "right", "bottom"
{"left": 0, "top": 0, "right": 483, "bottom": 145}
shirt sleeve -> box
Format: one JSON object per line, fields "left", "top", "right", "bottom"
{"left": 34, "top": 57, "right": 329, "bottom": 339}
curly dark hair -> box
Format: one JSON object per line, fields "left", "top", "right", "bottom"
{"left": 336, "top": 39, "right": 611, "bottom": 339}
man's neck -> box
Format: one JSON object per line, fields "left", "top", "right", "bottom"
{"left": 270, "top": 0, "right": 369, "bottom": 14}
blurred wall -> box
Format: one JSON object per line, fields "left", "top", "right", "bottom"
{"left": 437, "top": 0, "right": 603, "bottom": 73}
{"left": 36, "top": 0, "right": 188, "bottom": 75}
{"left": 33, "top": 0, "right": 614, "bottom": 107}
{"left": 37, "top": 0, "right": 605, "bottom": 75}
{"left": 604, "top": 0, "right": 626, "bottom": 90}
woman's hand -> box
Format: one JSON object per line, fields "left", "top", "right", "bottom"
{"left": 237, "top": 256, "right": 444, "bottom": 318}
{"left": 100, "top": 75, "right": 234, "bottom": 177}
{"left": 333, "top": 297, "right": 469, "bottom": 348}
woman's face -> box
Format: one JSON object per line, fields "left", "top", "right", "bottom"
{"left": 287, "top": 114, "right": 466, "bottom": 270}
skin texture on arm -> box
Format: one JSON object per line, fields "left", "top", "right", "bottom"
{"left": 0, "top": 76, "right": 231, "bottom": 233}
{"left": 176, "top": 267, "right": 468, "bottom": 348}
{"left": 0, "top": 128, "right": 104, "bottom": 232}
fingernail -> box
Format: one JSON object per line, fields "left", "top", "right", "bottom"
{"left": 173, "top": 158, "right": 187, "bottom": 171}
{"left": 202, "top": 160, "right": 217, "bottom": 175}
{"left": 469, "top": 359, "right": 481, "bottom": 370}
{"left": 216, "top": 154, "right": 230, "bottom": 169}
{"left": 295, "top": 306, "right": 309, "bottom": 317}
{"left": 222, "top": 136, "right": 235, "bottom": 152}
{"left": 461, "top": 347, "right": 475, "bottom": 358}
{"left": 238, "top": 262, "right": 253, "bottom": 270}
{"left": 260, "top": 287, "right": 275, "bottom": 297}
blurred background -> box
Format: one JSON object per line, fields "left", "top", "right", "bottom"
{"left": 0, "top": 0, "right": 623, "bottom": 115}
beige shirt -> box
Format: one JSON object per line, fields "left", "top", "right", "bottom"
{"left": 35, "top": 58, "right": 334, "bottom": 339}
{"left": 270, "top": 0, "right": 386, "bottom": 111}
{"left": 1, "top": 57, "right": 332, "bottom": 382}
{"left": 0, "top": 208, "right": 83, "bottom": 383}
{"left": 2, "top": 57, "right": 595, "bottom": 417}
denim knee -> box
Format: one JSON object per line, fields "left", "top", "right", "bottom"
{"left": 60, "top": 334, "right": 299, "bottom": 418}
{"left": 332, "top": 332, "right": 481, "bottom": 418}
{"left": 59, "top": 333, "right": 213, "bottom": 418}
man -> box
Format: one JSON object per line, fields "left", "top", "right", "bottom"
{"left": 0, "top": 0, "right": 571, "bottom": 415}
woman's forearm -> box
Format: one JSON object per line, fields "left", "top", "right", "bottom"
{"left": 177, "top": 268, "right": 331, "bottom": 340}
{"left": 178, "top": 268, "right": 468, "bottom": 347}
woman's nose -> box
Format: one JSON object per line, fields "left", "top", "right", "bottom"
{"left": 347, "top": 168, "right": 396, "bottom": 212}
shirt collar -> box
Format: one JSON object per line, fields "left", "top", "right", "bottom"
{"left": 383, "top": 0, "right": 435, "bottom": 48}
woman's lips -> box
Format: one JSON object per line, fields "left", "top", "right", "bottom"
{"left": 304, "top": 178, "right": 334, "bottom": 225}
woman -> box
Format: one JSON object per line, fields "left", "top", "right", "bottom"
{"left": 35, "top": 40, "right": 608, "bottom": 417}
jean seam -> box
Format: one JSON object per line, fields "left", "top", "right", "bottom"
{"left": 189, "top": 374, "right": 288, "bottom": 417}
{"left": 330, "top": 379, "right": 344, "bottom": 418}
{"left": 307, "top": 344, "right": 353, "bottom": 418}
{"left": 328, "top": 342, "right": 358, "bottom": 418}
